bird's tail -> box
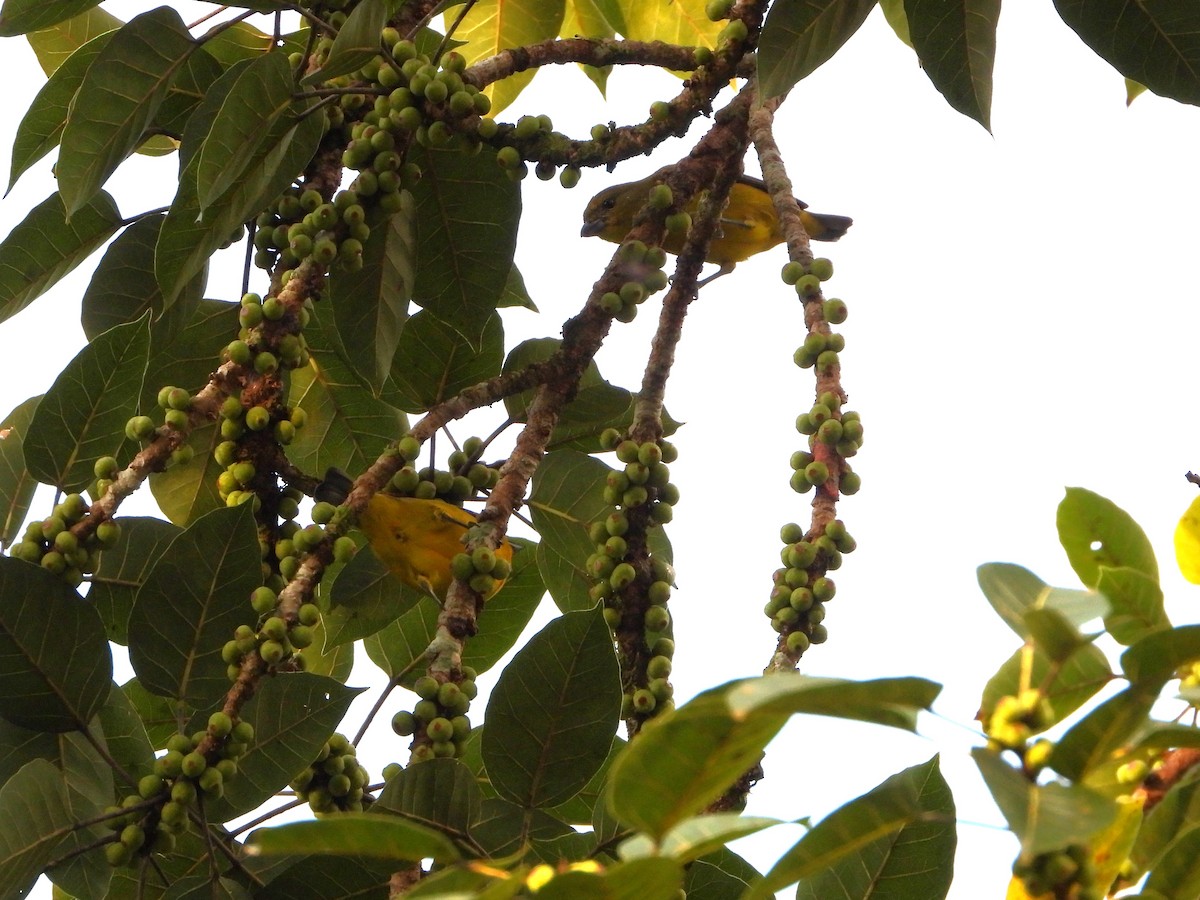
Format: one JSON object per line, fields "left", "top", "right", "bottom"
{"left": 801, "top": 211, "right": 854, "bottom": 242}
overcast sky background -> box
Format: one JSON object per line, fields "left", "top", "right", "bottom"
{"left": 4, "top": 1, "right": 1200, "bottom": 896}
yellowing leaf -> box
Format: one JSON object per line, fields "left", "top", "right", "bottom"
{"left": 1175, "top": 495, "right": 1200, "bottom": 583}
{"left": 454, "top": 0, "right": 566, "bottom": 114}
{"left": 619, "top": 0, "right": 722, "bottom": 48}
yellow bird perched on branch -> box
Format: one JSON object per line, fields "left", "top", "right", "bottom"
{"left": 317, "top": 468, "right": 513, "bottom": 602}
{"left": 580, "top": 167, "right": 852, "bottom": 275}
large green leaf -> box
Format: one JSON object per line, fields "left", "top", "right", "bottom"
{"left": 8, "top": 30, "right": 112, "bottom": 192}
{"left": 363, "top": 595, "right": 441, "bottom": 687}
{"left": 976, "top": 562, "right": 1106, "bottom": 638}
{"left": 24, "top": 6, "right": 121, "bottom": 75}
{"left": 0, "top": 0, "right": 99, "bottom": 36}
{"left": 0, "top": 395, "right": 41, "bottom": 549}
{"left": 483, "top": 608, "right": 621, "bottom": 809}
{"left": 979, "top": 641, "right": 1111, "bottom": 734}
{"left": 156, "top": 62, "right": 323, "bottom": 306}
{"left": 0, "top": 190, "right": 122, "bottom": 326}
{"left": 204, "top": 673, "right": 363, "bottom": 821}
{"left": 1120, "top": 624, "right": 1200, "bottom": 688}
{"left": 196, "top": 50, "right": 297, "bottom": 211}
{"left": 301, "top": 0, "right": 387, "bottom": 84}
{"left": 331, "top": 199, "right": 415, "bottom": 396}
{"left": 1096, "top": 565, "right": 1170, "bottom": 646}
{"left": 757, "top": 757, "right": 955, "bottom": 900}
{"left": 375, "top": 757, "right": 483, "bottom": 838}
{"left": 757, "top": 0, "right": 878, "bottom": 99}
{"left": 127, "top": 503, "right": 260, "bottom": 708}
{"left": 725, "top": 675, "right": 941, "bottom": 731}
{"left": 1050, "top": 686, "right": 1158, "bottom": 781}
{"left": 974, "top": 748, "right": 1116, "bottom": 857}
{"left": 325, "top": 547, "right": 423, "bottom": 647}
{"left": 0, "top": 760, "right": 72, "bottom": 898}
{"left": 251, "top": 854, "right": 398, "bottom": 900}
{"left": 383, "top": 310, "right": 501, "bottom": 414}
{"left": 285, "top": 305, "right": 408, "bottom": 478}
{"left": 94, "top": 680, "right": 154, "bottom": 775}
{"left": 0, "top": 557, "right": 112, "bottom": 732}
{"left": 619, "top": 813, "right": 780, "bottom": 866}
{"left": 905, "top": 0, "right": 998, "bottom": 130}
{"left": 682, "top": 848, "right": 760, "bottom": 898}
{"left": 469, "top": 796, "right": 574, "bottom": 858}
{"left": 89, "top": 516, "right": 182, "bottom": 644}
{"left": 147, "top": 422, "right": 224, "bottom": 526}
{"left": 1054, "top": 0, "right": 1200, "bottom": 107}
{"left": 56, "top": 7, "right": 196, "bottom": 215}
{"left": 80, "top": 214, "right": 204, "bottom": 344}
{"left": 606, "top": 687, "right": 787, "bottom": 839}
{"left": 23, "top": 315, "right": 150, "bottom": 491}
{"left": 248, "top": 813, "right": 461, "bottom": 863}
{"left": 1057, "top": 487, "right": 1157, "bottom": 588}
{"left": 455, "top": 0, "right": 567, "bottom": 113}
{"left": 409, "top": 145, "right": 522, "bottom": 346}
{"left": 151, "top": 46, "right": 225, "bottom": 140}
{"left": 44, "top": 731, "right": 113, "bottom": 898}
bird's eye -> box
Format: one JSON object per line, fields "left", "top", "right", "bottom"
{"left": 601, "top": 197, "right": 616, "bottom": 210}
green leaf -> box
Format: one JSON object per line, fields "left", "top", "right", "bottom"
{"left": 905, "top": 0, "right": 997, "bottom": 130}
{"left": 44, "top": 731, "right": 113, "bottom": 898}
{"left": 325, "top": 547, "right": 423, "bottom": 647}
{"left": 0, "top": 759, "right": 72, "bottom": 898}
{"left": 0, "top": 0, "right": 99, "bottom": 36}
{"left": 1050, "top": 686, "right": 1158, "bottom": 781}
{"left": 248, "top": 813, "right": 461, "bottom": 863}
{"left": 301, "top": 0, "right": 386, "bottom": 83}
{"left": 9, "top": 30, "right": 112, "bottom": 192}
{"left": 201, "top": 22, "right": 300, "bottom": 67}
{"left": 0, "top": 557, "right": 111, "bottom": 731}
{"left": 1121, "top": 624, "right": 1200, "bottom": 688}
{"left": 1143, "top": 825, "right": 1200, "bottom": 899}
{"left": 725, "top": 675, "right": 941, "bottom": 731}
{"left": 483, "top": 608, "right": 621, "bottom": 808}
{"left": 127, "top": 503, "right": 260, "bottom": 707}
{"left": 1126, "top": 77, "right": 1148, "bottom": 105}
{"left": 455, "top": 0, "right": 566, "bottom": 113}
{"left": 374, "top": 757, "right": 483, "bottom": 837}
{"left": 973, "top": 748, "right": 1117, "bottom": 856}
{"left": 197, "top": 50, "right": 297, "bottom": 211}
{"left": 204, "top": 673, "right": 363, "bottom": 821}
{"left": 751, "top": 757, "right": 954, "bottom": 899}
{"left": 979, "top": 642, "right": 1111, "bottom": 733}
{"left": 623, "top": 813, "right": 779, "bottom": 865}
{"left": 606, "top": 687, "right": 787, "bottom": 839}
{"left": 1054, "top": 0, "right": 1200, "bottom": 107}
{"left": 285, "top": 304, "right": 408, "bottom": 478}
{"left": 152, "top": 47, "right": 225, "bottom": 140}
{"left": 1022, "top": 607, "right": 1088, "bottom": 663}
{"left": 0, "top": 396, "right": 41, "bottom": 549}
{"left": 120, "top": 677, "right": 179, "bottom": 748}
{"left": 878, "top": 0, "right": 912, "bottom": 47}
{"left": 363, "top": 596, "right": 440, "bottom": 686}
{"left": 90, "top": 516, "right": 182, "bottom": 644}
{"left": 562, "top": 0, "right": 622, "bottom": 95}
{"left": 410, "top": 145, "right": 522, "bottom": 346}
{"left": 535, "top": 857, "right": 683, "bottom": 900}
{"left": 794, "top": 759, "right": 956, "bottom": 899}
{"left": 157, "top": 62, "right": 323, "bottom": 306}
{"left": 976, "top": 562, "right": 1106, "bottom": 638}
{"left": 295, "top": 614, "right": 355, "bottom": 683}
{"left": 1097, "top": 566, "right": 1170, "bottom": 646}
{"left": 24, "top": 6, "right": 121, "bottom": 75}
{"left": 757, "top": 0, "right": 878, "bottom": 99}
{"left": 1057, "top": 486, "right": 1157, "bottom": 588}
{"left": 252, "top": 854, "right": 399, "bottom": 900}
{"left": 683, "top": 848, "right": 760, "bottom": 898}
{"left": 57, "top": 7, "right": 196, "bottom": 215}
{"left": 1131, "top": 767, "right": 1200, "bottom": 876}
{"left": 383, "top": 310, "right": 501, "bottom": 414}
{"left": 80, "top": 214, "right": 205, "bottom": 344}
{"left": 470, "top": 796, "right": 575, "bottom": 858}
{"left": 148, "top": 422, "right": 225, "bottom": 526}
{"left": 0, "top": 718, "right": 57, "bottom": 786}
{"left": 94, "top": 680, "right": 154, "bottom": 774}
{"left": 331, "top": 199, "right": 415, "bottom": 396}
{"left": 496, "top": 262, "right": 538, "bottom": 310}
{"left": 0, "top": 190, "right": 122, "bottom": 326}
{"left": 23, "top": 315, "right": 149, "bottom": 491}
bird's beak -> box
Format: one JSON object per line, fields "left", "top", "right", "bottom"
{"left": 580, "top": 218, "right": 605, "bottom": 238}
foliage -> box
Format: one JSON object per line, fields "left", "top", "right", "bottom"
{"left": 2, "top": 0, "right": 1200, "bottom": 897}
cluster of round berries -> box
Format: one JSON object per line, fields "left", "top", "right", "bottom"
{"left": 767, "top": 519, "right": 852, "bottom": 655}
{"left": 596, "top": 240, "right": 670, "bottom": 323}
{"left": 385, "top": 435, "right": 502, "bottom": 501}
{"left": 1013, "top": 844, "right": 1103, "bottom": 900}
{"left": 103, "top": 715, "right": 253, "bottom": 866}
{"left": 253, "top": 187, "right": 383, "bottom": 275}
{"left": 8, "top": 487, "right": 117, "bottom": 587}
{"left": 289, "top": 732, "right": 371, "bottom": 814}
{"left": 124, "top": 384, "right": 202, "bottom": 467}
{"left": 391, "top": 670, "right": 477, "bottom": 760}
{"left": 223, "top": 591, "right": 320, "bottom": 675}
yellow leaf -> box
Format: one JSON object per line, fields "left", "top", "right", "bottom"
{"left": 1175, "top": 494, "right": 1200, "bottom": 583}
{"left": 618, "top": 0, "right": 723, "bottom": 49}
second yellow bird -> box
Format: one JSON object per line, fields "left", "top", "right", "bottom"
{"left": 580, "top": 167, "right": 852, "bottom": 273}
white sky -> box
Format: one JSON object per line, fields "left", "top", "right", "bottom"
{"left": 5, "top": 1, "right": 1200, "bottom": 897}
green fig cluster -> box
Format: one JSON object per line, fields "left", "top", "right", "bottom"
{"left": 289, "top": 732, "right": 371, "bottom": 814}
{"left": 768, "top": 518, "right": 852, "bottom": 654}
{"left": 8, "top": 488, "right": 117, "bottom": 588}
{"left": 790, "top": 393, "right": 861, "bottom": 497}
{"left": 596, "top": 241, "right": 670, "bottom": 322}
{"left": 391, "top": 669, "right": 477, "bottom": 760}
{"left": 1013, "top": 844, "right": 1102, "bottom": 900}
{"left": 385, "top": 435, "right": 501, "bottom": 502}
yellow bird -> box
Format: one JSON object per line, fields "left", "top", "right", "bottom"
{"left": 316, "top": 468, "right": 512, "bottom": 602}
{"left": 580, "top": 167, "right": 852, "bottom": 274}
